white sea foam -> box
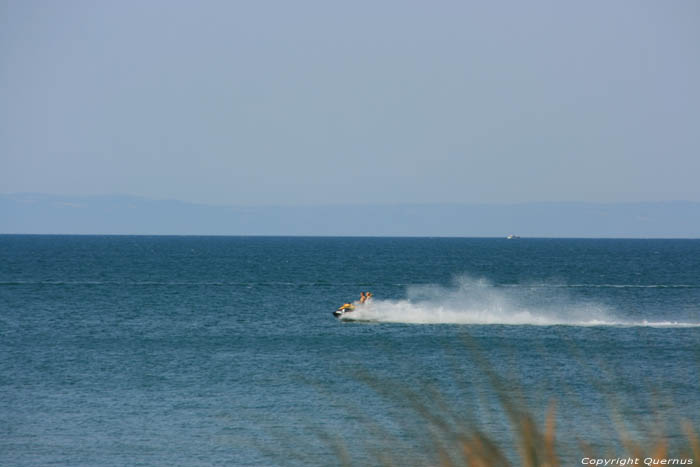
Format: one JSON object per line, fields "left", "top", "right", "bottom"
{"left": 340, "top": 276, "right": 700, "bottom": 327}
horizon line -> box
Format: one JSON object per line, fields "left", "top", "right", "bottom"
{"left": 2, "top": 233, "right": 699, "bottom": 240}
{"left": 3, "top": 192, "right": 700, "bottom": 208}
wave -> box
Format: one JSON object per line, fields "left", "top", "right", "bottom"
{"left": 3, "top": 279, "right": 697, "bottom": 289}
{"left": 500, "top": 284, "right": 700, "bottom": 289}
{"left": 0, "top": 280, "right": 405, "bottom": 287}
{"left": 0, "top": 280, "right": 348, "bottom": 287}
{"left": 340, "top": 276, "right": 700, "bottom": 327}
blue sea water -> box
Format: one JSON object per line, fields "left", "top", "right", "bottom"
{"left": 1, "top": 235, "right": 699, "bottom": 466}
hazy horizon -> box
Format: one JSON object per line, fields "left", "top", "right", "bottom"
{"left": 6, "top": 191, "right": 700, "bottom": 207}
{"left": 2, "top": 193, "right": 699, "bottom": 237}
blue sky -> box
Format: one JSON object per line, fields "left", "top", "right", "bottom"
{"left": 2, "top": 0, "right": 699, "bottom": 206}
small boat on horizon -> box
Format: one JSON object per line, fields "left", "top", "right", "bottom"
{"left": 507, "top": 234, "right": 520, "bottom": 239}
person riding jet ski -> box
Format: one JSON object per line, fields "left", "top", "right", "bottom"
{"left": 334, "top": 292, "right": 374, "bottom": 318}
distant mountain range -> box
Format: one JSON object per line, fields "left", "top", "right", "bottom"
{"left": 1, "top": 194, "right": 699, "bottom": 237}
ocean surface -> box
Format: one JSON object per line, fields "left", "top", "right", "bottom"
{"left": 1, "top": 235, "right": 699, "bottom": 466}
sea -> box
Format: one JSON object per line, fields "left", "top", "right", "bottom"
{"left": 1, "top": 235, "right": 699, "bottom": 466}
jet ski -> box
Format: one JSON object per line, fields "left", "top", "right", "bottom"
{"left": 334, "top": 293, "right": 374, "bottom": 318}
{"left": 333, "top": 303, "right": 356, "bottom": 318}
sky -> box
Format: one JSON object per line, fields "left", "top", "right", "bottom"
{"left": 2, "top": 0, "right": 699, "bottom": 207}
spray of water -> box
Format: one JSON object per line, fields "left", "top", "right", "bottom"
{"left": 341, "top": 276, "right": 699, "bottom": 327}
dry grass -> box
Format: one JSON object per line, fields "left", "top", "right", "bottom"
{"left": 321, "top": 340, "right": 700, "bottom": 467}
{"left": 338, "top": 373, "right": 699, "bottom": 467}
{"left": 261, "top": 334, "right": 700, "bottom": 466}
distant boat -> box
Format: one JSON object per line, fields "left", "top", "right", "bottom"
{"left": 506, "top": 234, "right": 520, "bottom": 239}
